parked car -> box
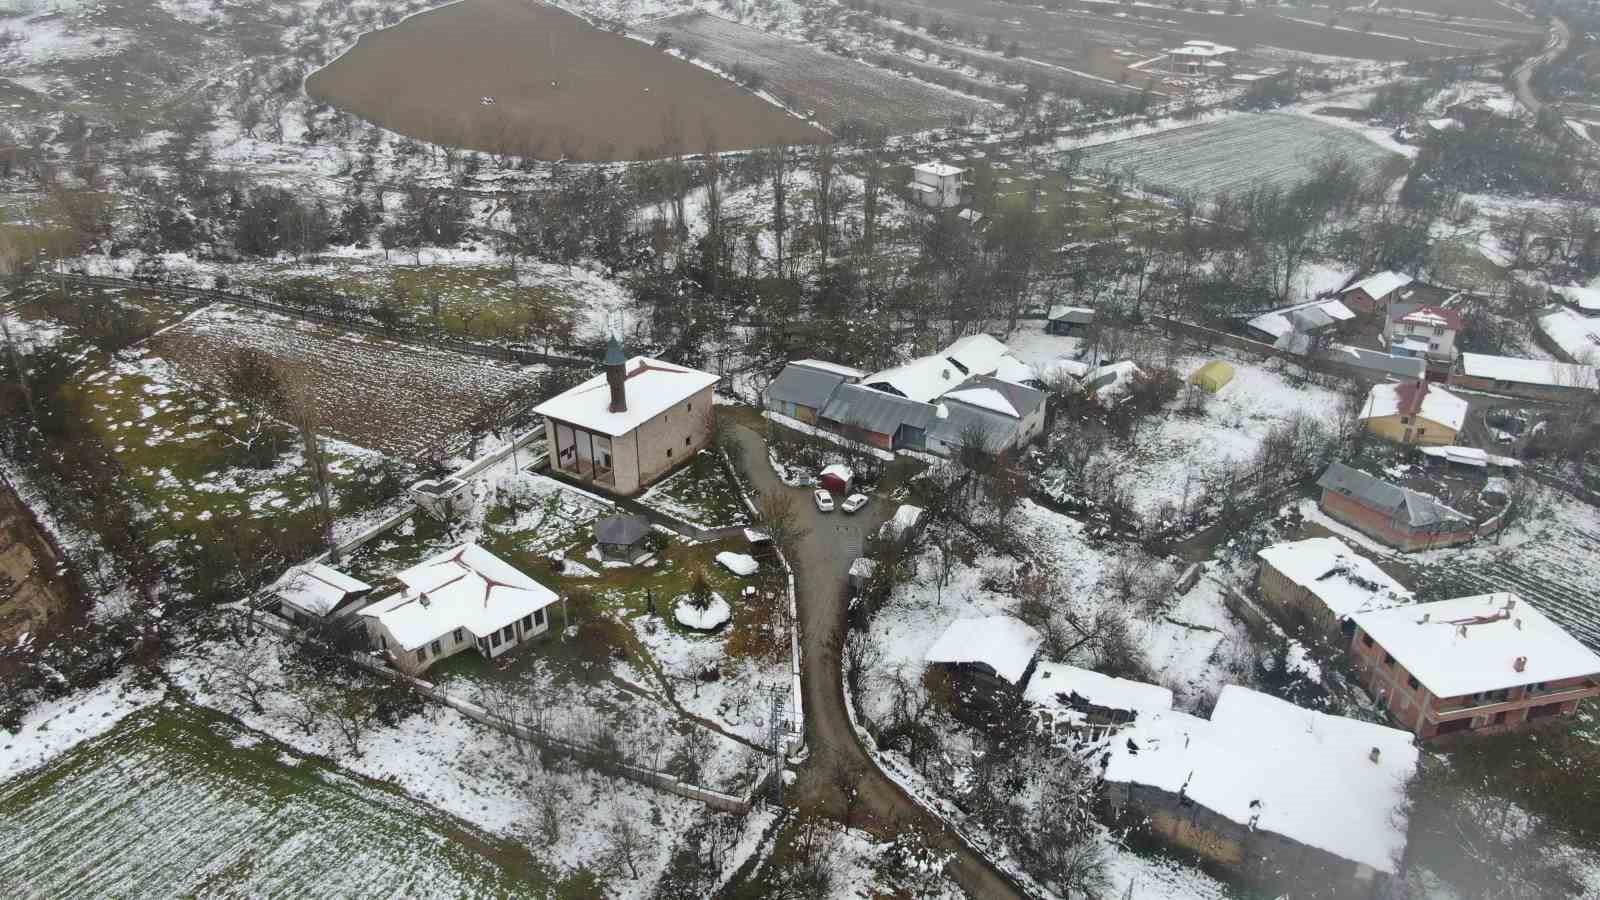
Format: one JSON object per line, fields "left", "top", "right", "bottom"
{"left": 813, "top": 489, "right": 834, "bottom": 512}
{"left": 841, "top": 493, "right": 868, "bottom": 514}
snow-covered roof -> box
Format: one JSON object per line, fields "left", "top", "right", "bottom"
{"left": 819, "top": 463, "right": 854, "bottom": 483}
{"left": 944, "top": 333, "right": 1012, "bottom": 377}
{"left": 848, "top": 557, "right": 877, "bottom": 579}
{"left": 1086, "top": 360, "right": 1141, "bottom": 397}
{"left": 1352, "top": 593, "right": 1600, "bottom": 698}
{"left": 990, "top": 355, "right": 1037, "bottom": 386}
{"left": 275, "top": 563, "right": 372, "bottom": 617}
{"left": 1426, "top": 117, "right": 1461, "bottom": 131}
{"left": 1047, "top": 305, "right": 1095, "bottom": 324}
{"left": 792, "top": 359, "right": 867, "bottom": 379}
{"left": 1104, "top": 686, "right": 1418, "bottom": 874}
{"left": 360, "top": 544, "right": 558, "bottom": 651}
{"left": 924, "top": 616, "right": 1043, "bottom": 684}
{"left": 1537, "top": 307, "right": 1600, "bottom": 365}
{"left": 1343, "top": 271, "right": 1413, "bottom": 301}
{"left": 532, "top": 356, "right": 718, "bottom": 437}
{"left": 1042, "top": 358, "right": 1093, "bottom": 381}
{"left": 1458, "top": 353, "right": 1598, "bottom": 389}
{"left": 1025, "top": 662, "right": 1173, "bottom": 715}
{"left": 913, "top": 161, "right": 965, "bottom": 178}
{"left": 1418, "top": 446, "right": 1521, "bottom": 468}
{"left": 1556, "top": 285, "right": 1600, "bottom": 313}
{"left": 889, "top": 504, "right": 923, "bottom": 537}
{"left": 1392, "top": 304, "right": 1462, "bottom": 332}
{"left": 1172, "top": 40, "right": 1237, "bottom": 56}
{"left": 1258, "top": 537, "right": 1413, "bottom": 621}
{"left": 863, "top": 354, "right": 965, "bottom": 404}
{"left": 941, "top": 386, "right": 1019, "bottom": 417}
{"left": 1246, "top": 299, "right": 1354, "bottom": 340}
{"left": 1361, "top": 380, "right": 1467, "bottom": 432}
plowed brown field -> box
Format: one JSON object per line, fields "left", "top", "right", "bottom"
{"left": 305, "top": 0, "right": 823, "bottom": 160}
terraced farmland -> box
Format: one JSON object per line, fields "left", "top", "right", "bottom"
{"left": 1076, "top": 112, "right": 1403, "bottom": 198}
{"left": 0, "top": 704, "right": 537, "bottom": 899}
{"left": 149, "top": 303, "right": 543, "bottom": 458}
{"left": 1408, "top": 501, "right": 1600, "bottom": 651}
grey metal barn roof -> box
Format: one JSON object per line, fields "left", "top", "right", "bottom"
{"left": 946, "top": 374, "right": 1046, "bottom": 419}
{"left": 1317, "top": 462, "right": 1470, "bottom": 531}
{"left": 766, "top": 364, "right": 846, "bottom": 409}
{"left": 928, "top": 400, "right": 1020, "bottom": 450}
{"left": 820, "top": 384, "right": 937, "bottom": 435}
{"left": 1321, "top": 347, "right": 1427, "bottom": 380}
{"left": 594, "top": 514, "right": 652, "bottom": 546}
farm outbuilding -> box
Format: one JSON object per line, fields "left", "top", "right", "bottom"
{"left": 1316, "top": 463, "right": 1476, "bottom": 552}
{"left": 1046, "top": 305, "right": 1095, "bottom": 336}
{"left": 818, "top": 464, "right": 854, "bottom": 494}
{"left": 925, "top": 616, "right": 1043, "bottom": 693}
{"left": 274, "top": 563, "right": 373, "bottom": 624}
{"left": 1188, "top": 361, "right": 1234, "bottom": 394}
{"left": 1340, "top": 271, "right": 1413, "bottom": 316}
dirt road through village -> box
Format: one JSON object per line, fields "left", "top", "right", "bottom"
{"left": 728, "top": 422, "right": 1028, "bottom": 900}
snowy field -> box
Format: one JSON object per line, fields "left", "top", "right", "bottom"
{"left": 660, "top": 12, "right": 994, "bottom": 132}
{"left": 1008, "top": 330, "right": 1349, "bottom": 520}
{"left": 1078, "top": 112, "right": 1402, "bottom": 198}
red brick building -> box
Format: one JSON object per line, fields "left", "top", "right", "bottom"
{"left": 1339, "top": 271, "right": 1414, "bottom": 316}
{"left": 1349, "top": 594, "right": 1600, "bottom": 740}
{"left": 1316, "top": 462, "right": 1477, "bottom": 552}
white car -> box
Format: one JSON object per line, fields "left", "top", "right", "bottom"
{"left": 813, "top": 489, "right": 834, "bottom": 512}
{"left": 841, "top": 493, "right": 869, "bottom": 514}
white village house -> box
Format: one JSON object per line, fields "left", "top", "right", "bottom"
{"left": 1167, "top": 40, "right": 1236, "bottom": 76}
{"left": 534, "top": 339, "right": 719, "bottom": 497}
{"left": 910, "top": 161, "right": 965, "bottom": 208}
{"left": 360, "top": 543, "right": 560, "bottom": 675}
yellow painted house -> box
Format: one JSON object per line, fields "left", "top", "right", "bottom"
{"left": 1360, "top": 379, "right": 1467, "bottom": 446}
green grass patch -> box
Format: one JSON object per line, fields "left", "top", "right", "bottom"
{"left": 639, "top": 450, "right": 751, "bottom": 529}
{"left": 239, "top": 262, "right": 581, "bottom": 343}
{"left": 61, "top": 350, "right": 377, "bottom": 591}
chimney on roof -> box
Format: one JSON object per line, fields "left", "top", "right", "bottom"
{"left": 1514, "top": 656, "right": 1528, "bottom": 673}
{"left": 1515, "top": 618, "right": 1523, "bottom": 630}
{"left": 604, "top": 336, "right": 627, "bottom": 413}
{"left": 1458, "top": 624, "right": 1469, "bottom": 637}
{"left": 1369, "top": 746, "right": 1381, "bottom": 764}
{"left": 1418, "top": 612, "right": 1430, "bottom": 624}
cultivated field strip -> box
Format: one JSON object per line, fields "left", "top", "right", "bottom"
{"left": 663, "top": 13, "right": 994, "bottom": 131}
{"left": 1076, "top": 112, "right": 1401, "bottom": 198}
{"left": 149, "top": 303, "right": 542, "bottom": 459}
{"left": 0, "top": 707, "right": 528, "bottom": 898}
